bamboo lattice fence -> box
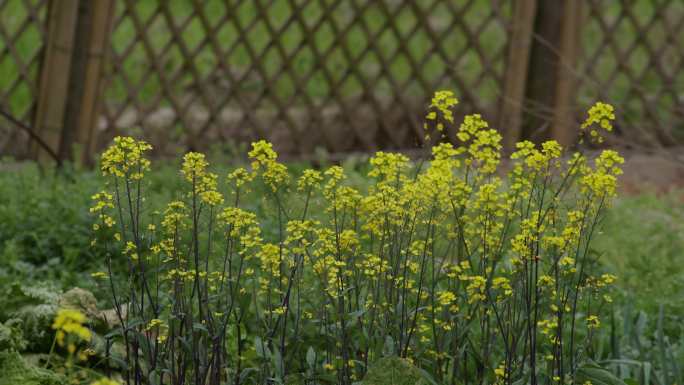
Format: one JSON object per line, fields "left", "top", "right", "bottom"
{"left": 0, "top": 0, "right": 682, "bottom": 163}
{"left": 0, "top": 0, "right": 47, "bottom": 155}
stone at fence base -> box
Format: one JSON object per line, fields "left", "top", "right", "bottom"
{"left": 58, "top": 287, "right": 99, "bottom": 320}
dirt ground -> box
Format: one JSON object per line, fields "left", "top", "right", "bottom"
{"left": 617, "top": 148, "right": 684, "bottom": 197}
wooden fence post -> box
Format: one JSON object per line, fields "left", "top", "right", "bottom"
{"left": 551, "top": 2, "right": 583, "bottom": 147}
{"left": 33, "top": 0, "right": 114, "bottom": 165}
{"left": 63, "top": 0, "right": 115, "bottom": 165}
{"left": 32, "top": 0, "right": 80, "bottom": 163}
{"left": 500, "top": 0, "right": 537, "bottom": 152}
{"left": 517, "top": 1, "right": 583, "bottom": 147}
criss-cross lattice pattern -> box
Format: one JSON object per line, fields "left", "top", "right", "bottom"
{"left": 99, "top": 0, "right": 513, "bottom": 156}
{"left": 0, "top": 0, "right": 47, "bottom": 157}
{"left": 578, "top": 0, "right": 684, "bottom": 146}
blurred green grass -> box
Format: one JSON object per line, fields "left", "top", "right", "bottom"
{"left": 595, "top": 192, "right": 684, "bottom": 316}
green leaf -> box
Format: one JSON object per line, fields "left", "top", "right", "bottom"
{"left": 255, "top": 336, "right": 271, "bottom": 359}
{"left": 272, "top": 347, "right": 284, "bottom": 379}
{"left": 576, "top": 361, "right": 628, "bottom": 385}
{"left": 306, "top": 346, "right": 316, "bottom": 368}
{"left": 382, "top": 336, "right": 395, "bottom": 357}
{"left": 192, "top": 322, "right": 208, "bottom": 333}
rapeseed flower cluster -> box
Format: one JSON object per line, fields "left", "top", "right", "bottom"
{"left": 581, "top": 101, "right": 615, "bottom": 143}
{"left": 100, "top": 136, "right": 152, "bottom": 179}
{"left": 182, "top": 152, "right": 224, "bottom": 206}
{"left": 248, "top": 139, "right": 289, "bottom": 191}
{"left": 297, "top": 169, "right": 323, "bottom": 191}
{"left": 425, "top": 90, "right": 459, "bottom": 134}
{"left": 90, "top": 191, "right": 115, "bottom": 232}
{"left": 92, "top": 95, "right": 621, "bottom": 385}
{"left": 581, "top": 150, "right": 624, "bottom": 198}
{"left": 52, "top": 309, "right": 91, "bottom": 359}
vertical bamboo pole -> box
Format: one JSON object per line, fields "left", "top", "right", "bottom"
{"left": 521, "top": 0, "right": 565, "bottom": 143}
{"left": 32, "top": 0, "right": 80, "bottom": 163}
{"left": 514, "top": 1, "right": 584, "bottom": 147}
{"left": 551, "top": 2, "right": 583, "bottom": 148}
{"left": 33, "top": 0, "right": 114, "bottom": 165}
{"left": 499, "top": 0, "right": 537, "bottom": 152}
{"left": 63, "top": 0, "right": 116, "bottom": 165}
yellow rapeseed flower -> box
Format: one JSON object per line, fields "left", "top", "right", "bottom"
{"left": 52, "top": 309, "right": 91, "bottom": 346}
